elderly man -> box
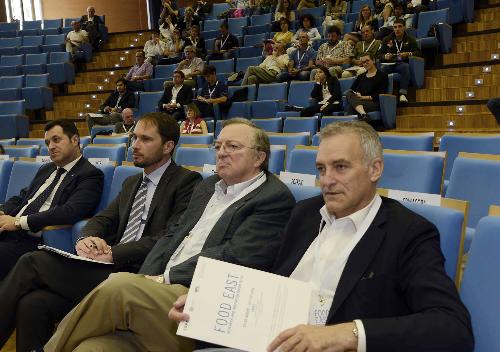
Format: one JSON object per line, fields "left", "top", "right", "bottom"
{"left": 125, "top": 50, "right": 154, "bottom": 92}
{"left": 45, "top": 118, "right": 296, "bottom": 351}
{"left": 277, "top": 32, "right": 316, "bottom": 82}
{"left": 241, "top": 42, "right": 289, "bottom": 85}
{"left": 65, "top": 21, "right": 88, "bottom": 60}
{"left": 175, "top": 45, "right": 204, "bottom": 87}
{"left": 312, "top": 25, "right": 353, "bottom": 79}
{"left": 168, "top": 121, "right": 474, "bottom": 352}
{"left": 80, "top": 6, "right": 103, "bottom": 49}
{"left": 342, "top": 24, "right": 382, "bottom": 78}
{"left": 0, "top": 113, "right": 202, "bottom": 352}
{"left": 113, "top": 108, "right": 136, "bottom": 135}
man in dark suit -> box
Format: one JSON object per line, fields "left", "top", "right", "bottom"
{"left": 0, "top": 119, "right": 104, "bottom": 281}
{"left": 0, "top": 113, "right": 202, "bottom": 352}
{"left": 80, "top": 6, "right": 103, "bottom": 49}
{"left": 86, "top": 78, "right": 136, "bottom": 132}
{"left": 44, "top": 118, "right": 295, "bottom": 352}
{"left": 169, "top": 121, "right": 474, "bottom": 352}
{"left": 158, "top": 70, "right": 193, "bottom": 122}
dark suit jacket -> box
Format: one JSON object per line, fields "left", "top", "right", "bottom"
{"left": 79, "top": 15, "right": 103, "bottom": 27}
{"left": 311, "top": 77, "right": 342, "bottom": 105}
{"left": 0, "top": 157, "right": 104, "bottom": 233}
{"left": 81, "top": 161, "right": 201, "bottom": 271}
{"left": 140, "top": 172, "right": 296, "bottom": 286}
{"left": 99, "top": 90, "right": 135, "bottom": 112}
{"left": 273, "top": 196, "right": 474, "bottom": 352}
{"left": 158, "top": 85, "right": 193, "bottom": 112}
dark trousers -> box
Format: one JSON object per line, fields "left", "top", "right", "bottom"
{"left": 125, "top": 80, "right": 145, "bottom": 92}
{"left": 380, "top": 62, "right": 410, "bottom": 94}
{"left": 300, "top": 102, "right": 341, "bottom": 117}
{"left": 0, "top": 251, "right": 114, "bottom": 351}
{"left": 0, "top": 231, "right": 41, "bottom": 280}
{"left": 161, "top": 107, "right": 186, "bottom": 122}
{"left": 345, "top": 90, "right": 380, "bottom": 115}
{"left": 194, "top": 100, "right": 215, "bottom": 118}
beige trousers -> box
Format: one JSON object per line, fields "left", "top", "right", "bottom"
{"left": 44, "top": 272, "right": 194, "bottom": 352}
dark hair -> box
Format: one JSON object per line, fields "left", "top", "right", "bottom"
{"left": 360, "top": 51, "right": 376, "bottom": 61}
{"left": 393, "top": 18, "right": 406, "bottom": 26}
{"left": 0, "top": 145, "right": 5, "bottom": 154}
{"left": 326, "top": 25, "right": 341, "bottom": 36}
{"left": 220, "top": 22, "right": 228, "bottom": 30}
{"left": 139, "top": 112, "right": 180, "bottom": 147}
{"left": 300, "top": 14, "right": 315, "bottom": 28}
{"left": 173, "top": 70, "right": 185, "bottom": 79}
{"left": 203, "top": 64, "right": 217, "bottom": 75}
{"left": 279, "top": 18, "right": 290, "bottom": 26}
{"left": 135, "top": 50, "right": 146, "bottom": 57}
{"left": 316, "top": 65, "right": 333, "bottom": 79}
{"left": 394, "top": 2, "right": 404, "bottom": 10}
{"left": 361, "top": 23, "right": 373, "bottom": 31}
{"left": 186, "top": 102, "right": 201, "bottom": 117}
{"left": 116, "top": 78, "right": 127, "bottom": 86}
{"left": 44, "top": 119, "right": 80, "bottom": 142}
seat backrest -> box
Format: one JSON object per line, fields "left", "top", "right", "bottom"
{"left": 227, "top": 84, "right": 257, "bottom": 101}
{"left": 320, "top": 115, "right": 356, "bottom": 129}
{"left": 268, "top": 132, "right": 310, "bottom": 165}
{"left": 210, "top": 2, "right": 231, "bottom": 18}
{"left": 109, "top": 165, "right": 143, "bottom": 202}
{"left": 208, "top": 58, "right": 234, "bottom": 74}
{"left": 243, "top": 33, "right": 266, "bottom": 47}
{"left": 25, "top": 53, "right": 48, "bottom": 65}
{"left": 154, "top": 64, "right": 177, "bottom": 79}
{"left": 5, "top": 160, "right": 43, "bottom": 200}
{"left": 380, "top": 150, "right": 445, "bottom": 194}
{"left": 250, "top": 13, "right": 272, "bottom": 26}
{"left": 269, "top": 144, "right": 286, "bottom": 174}
{"left": 288, "top": 81, "right": 316, "bottom": 108}
{"left": 445, "top": 153, "right": 500, "bottom": 228}
{"left": 138, "top": 91, "right": 164, "bottom": 115}
{"left": 257, "top": 82, "right": 287, "bottom": 101}
{"left": 64, "top": 17, "right": 81, "bottom": 27}
{"left": 25, "top": 73, "right": 50, "bottom": 87}
{"left": 49, "top": 51, "right": 71, "bottom": 63}
{"left": 83, "top": 145, "right": 127, "bottom": 163}
{"left": 0, "top": 100, "right": 25, "bottom": 114}
{"left": 203, "top": 19, "right": 223, "bottom": 32}
{"left": 90, "top": 125, "right": 115, "bottom": 139}
{"left": 174, "top": 146, "right": 216, "bottom": 167}
{"left": 94, "top": 163, "right": 115, "bottom": 212}
{"left": 93, "top": 135, "right": 130, "bottom": 145}
{"left": 287, "top": 146, "right": 318, "bottom": 176}
{"left": 179, "top": 134, "right": 214, "bottom": 145}
{"left": 251, "top": 118, "right": 283, "bottom": 133}
{"left": 23, "top": 20, "right": 42, "bottom": 30}
{"left": 339, "top": 77, "right": 356, "bottom": 94}
{"left": 228, "top": 17, "right": 249, "bottom": 35}
{"left": 0, "top": 54, "right": 24, "bottom": 66}
{"left": 43, "top": 19, "right": 63, "bottom": 29}
{"left": 439, "top": 133, "right": 500, "bottom": 180}
{"left": 283, "top": 117, "right": 318, "bottom": 136}
{"left": 16, "top": 138, "right": 45, "bottom": 146}
{"left": 44, "top": 34, "right": 66, "bottom": 45}
{"left": 379, "top": 132, "right": 434, "bottom": 151}
{"left": 297, "top": 5, "right": 326, "bottom": 18}
{"left": 0, "top": 159, "right": 13, "bottom": 203}
{"left": 235, "top": 56, "right": 263, "bottom": 72}
{"left": 286, "top": 184, "right": 321, "bottom": 202}
{"left": 0, "top": 75, "right": 24, "bottom": 89}
{"left": 417, "top": 8, "right": 449, "bottom": 38}
{"left": 4, "top": 146, "right": 39, "bottom": 158}
{"left": 22, "top": 36, "right": 43, "bottom": 46}
{"left": 0, "top": 22, "right": 19, "bottom": 31}
{"left": 460, "top": 215, "right": 500, "bottom": 352}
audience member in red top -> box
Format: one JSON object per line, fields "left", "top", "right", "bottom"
{"left": 180, "top": 103, "right": 208, "bottom": 134}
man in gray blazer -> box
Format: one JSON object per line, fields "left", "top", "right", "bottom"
{"left": 45, "top": 118, "right": 296, "bottom": 352}
{"left": 0, "top": 113, "right": 202, "bottom": 352}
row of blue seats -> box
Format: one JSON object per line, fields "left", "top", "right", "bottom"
{"left": 0, "top": 73, "right": 53, "bottom": 110}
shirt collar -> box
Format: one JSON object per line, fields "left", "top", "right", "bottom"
{"left": 143, "top": 158, "right": 171, "bottom": 186}
{"left": 61, "top": 155, "right": 82, "bottom": 172}
{"left": 215, "top": 171, "right": 264, "bottom": 197}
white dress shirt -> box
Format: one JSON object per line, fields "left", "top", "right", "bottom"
{"left": 16, "top": 156, "right": 82, "bottom": 233}
{"left": 170, "top": 84, "right": 183, "bottom": 108}
{"left": 163, "top": 172, "right": 266, "bottom": 283}
{"left": 290, "top": 194, "right": 382, "bottom": 352}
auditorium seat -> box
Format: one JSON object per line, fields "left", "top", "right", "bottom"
{"left": 250, "top": 13, "right": 272, "bottom": 26}
{"left": 22, "top": 73, "right": 54, "bottom": 110}
{"left": 319, "top": 115, "right": 357, "bottom": 129}
{"left": 243, "top": 33, "right": 267, "bottom": 47}
{"left": 286, "top": 184, "right": 321, "bottom": 202}
{"left": 203, "top": 19, "right": 223, "bottom": 32}
{"left": 208, "top": 58, "right": 235, "bottom": 74}
{"left": 109, "top": 165, "right": 143, "bottom": 202}
{"left": 238, "top": 45, "right": 262, "bottom": 58}
{"left": 93, "top": 135, "right": 130, "bottom": 145}
{"left": 269, "top": 145, "right": 286, "bottom": 174}
{"left": 16, "top": 138, "right": 46, "bottom": 146}
{"left": 154, "top": 64, "right": 177, "bottom": 79}
{"left": 251, "top": 118, "right": 283, "bottom": 133}
{"left": 19, "top": 36, "right": 43, "bottom": 54}
{"left": 287, "top": 145, "right": 318, "bottom": 176}
{"left": 0, "top": 100, "right": 29, "bottom": 139}
{"left": 175, "top": 145, "right": 216, "bottom": 167}
{"left": 283, "top": 116, "right": 318, "bottom": 136}
{"left": 416, "top": 8, "right": 452, "bottom": 53}
{"left": 228, "top": 17, "right": 249, "bottom": 36}
{"left": 0, "top": 54, "right": 24, "bottom": 76}
{"left": 0, "top": 159, "right": 13, "bottom": 203}
{"left": 251, "top": 82, "right": 288, "bottom": 118}
{"left": 179, "top": 134, "right": 214, "bottom": 145}
{"left": 137, "top": 91, "right": 163, "bottom": 116}
{"left": 4, "top": 145, "right": 39, "bottom": 158}
{"left": 268, "top": 132, "right": 310, "bottom": 165}
{"left": 83, "top": 144, "right": 127, "bottom": 164}
{"left": 47, "top": 51, "right": 75, "bottom": 84}
{"left": 286, "top": 81, "right": 316, "bottom": 109}
{"left": 235, "top": 56, "right": 263, "bottom": 74}
{"left": 207, "top": 3, "right": 231, "bottom": 20}
{"left": 5, "top": 160, "right": 42, "bottom": 200}
{"left": 42, "top": 34, "right": 66, "bottom": 53}
{"left": 224, "top": 84, "right": 257, "bottom": 119}
{"left": 22, "top": 53, "right": 48, "bottom": 74}
{"left": 90, "top": 125, "right": 115, "bottom": 139}
{"left": 379, "top": 132, "right": 434, "bottom": 151}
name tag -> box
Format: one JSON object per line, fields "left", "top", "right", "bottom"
{"left": 279, "top": 171, "right": 316, "bottom": 187}
{"left": 387, "top": 189, "right": 441, "bottom": 206}
{"left": 88, "top": 157, "right": 112, "bottom": 166}
{"left": 309, "top": 290, "right": 333, "bottom": 326}
{"left": 202, "top": 164, "right": 217, "bottom": 174}
{"left": 0, "top": 154, "right": 10, "bottom": 160}
{"left": 36, "top": 156, "right": 52, "bottom": 163}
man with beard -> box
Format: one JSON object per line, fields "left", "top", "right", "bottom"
{"left": 0, "top": 113, "right": 202, "bottom": 352}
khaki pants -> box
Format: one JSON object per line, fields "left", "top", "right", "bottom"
{"left": 241, "top": 66, "right": 277, "bottom": 85}
{"left": 45, "top": 272, "right": 194, "bottom": 352}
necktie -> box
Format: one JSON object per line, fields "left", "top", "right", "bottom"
{"left": 120, "top": 177, "right": 150, "bottom": 243}
{"left": 22, "top": 168, "right": 66, "bottom": 217}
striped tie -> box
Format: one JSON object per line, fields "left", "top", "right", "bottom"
{"left": 120, "top": 177, "right": 150, "bottom": 243}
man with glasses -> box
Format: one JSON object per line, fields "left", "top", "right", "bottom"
{"left": 125, "top": 50, "right": 154, "bottom": 92}
{"left": 45, "top": 118, "right": 296, "bottom": 351}
{"left": 342, "top": 24, "right": 382, "bottom": 78}
{"left": 175, "top": 46, "right": 204, "bottom": 88}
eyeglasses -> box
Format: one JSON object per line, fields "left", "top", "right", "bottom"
{"left": 212, "top": 141, "right": 256, "bottom": 153}
{"left": 360, "top": 60, "right": 371, "bottom": 65}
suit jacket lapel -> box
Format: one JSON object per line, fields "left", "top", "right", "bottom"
{"left": 328, "top": 204, "right": 388, "bottom": 320}
{"left": 145, "top": 162, "right": 178, "bottom": 223}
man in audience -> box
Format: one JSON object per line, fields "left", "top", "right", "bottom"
{"left": 342, "top": 24, "right": 382, "bottom": 78}
{"left": 44, "top": 118, "right": 296, "bottom": 351}
{"left": 185, "top": 24, "right": 206, "bottom": 59}
{"left": 194, "top": 65, "right": 229, "bottom": 118}
{"left": 158, "top": 71, "right": 194, "bottom": 121}
{"left": 192, "top": 0, "right": 212, "bottom": 20}
{"left": 277, "top": 33, "right": 316, "bottom": 82}
{"left": 0, "top": 113, "right": 202, "bottom": 352}
{"left": 86, "top": 78, "right": 135, "bottom": 132}
{"left": 79, "top": 6, "right": 103, "bottom": 49}
{"left": 65, "top": 21, "right": 89, "bottom": 60}
{"left": 206, "top": 22, "right": 239, "bottom": 61}
{"left": 0, "top": 120, "right": 104, "bottom": 281}
{"left": 113, "top": 108, "right": 136, "bottom": 135}
{"left": 168, "top": 120, "right": 474, "bottom": 352}
{"left": 176, "top": 45, "right": 204, "bottom": 87}
{"left": 241, "top": 42, "right": 289, "bottom": 85}
{"left": 380, "top": 19, "right": 420, "bottom": 103}
{"left": 125, "top": 50, "right": 154, "bottom": 92}
{"left": 313, "top": 25, "right": 353, "bottom": 79}
{"left": 377, "top": 3, "right": 415, "bottom": 40}
{"left": 144, "top": 31, "right": 169, "bottom": 64}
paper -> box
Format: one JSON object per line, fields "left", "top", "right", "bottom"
{"left": 88, "top": 157, "right": 112, "bottom": 166}
{"left": 387, "top": 189, "right": 441, "bottom": 206}
{"left": 38, "top": 245, "right": 113, "bottom": 265}
{"left": 279, "top": 171, "right": 316, "bottom": 187}
{"left": 36, "top": 156, "right": 52, "bottom": 163}
{"left": 202, "top": 164, "right": 217, "bottom": 174}
{"left": 177, "top": 257, "right": 311, "bottom": 352}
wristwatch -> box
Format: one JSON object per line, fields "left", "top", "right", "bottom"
{"left": 14, "top": 217, "right": 21, "bottom": 229}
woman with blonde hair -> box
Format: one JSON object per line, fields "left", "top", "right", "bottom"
{"left": 355, "top": 4, "right": 379, "bottom": 32}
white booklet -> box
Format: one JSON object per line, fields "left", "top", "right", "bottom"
{"left": 37, "top": 245, "right": 113, "bottom": 265}
{"left": 177, "top": 257, "right": 312, "bottom": 352}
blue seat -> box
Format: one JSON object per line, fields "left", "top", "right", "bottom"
{"left": 137, "top": 91, "right": 163, "bottom": 116}
{"left": 0, "top": 106, "right": 29, "bottom": 139}
{"left": 343, "top": 21, "right": 354, "bottom": 34}
{"left": 179, "top": 134, "right": 214, "bottom": 145}
{"left": 22, "top": 73, "right": 53, "bottom": 110}
{"left": 208, "top": 59, "right": 234, "bottom": 74}
{"left": 145, "top": 78, "right": 168, "bottom": 92}
{"left": 203, "top": 19, "right": 223, "bottom": 32}
{"left": 269, "top": 145, "right": 286, "bottom": 174}
{"left": 19, "top": 36, "right": 43, "bottom": 54}
{"left": 22, "top": 53, "right": 48, "bottom": 74}
{"left": 42, "top": 19, "right": 62, "bottom": 30}
{"left": 174, "top": 146, "right": 216, "bottom": 167}
{"left": 445, "top": 153, "right": 500, "bottom": 252}
{"left": 0, "top": 100, "right": 25, "bottom": 115}
{"left": 154, "top": 64, "right": 177, "bottom": 79}
{"left": 93, "top": 135, "right": 130, "bottom": 145}
{"left": 224, "top": 84, "right": 257, "bottom": 119}
{"left": 238, "top": 45, "right": 262, "bottom": 58}
{"left": 286, "top": 184, "right": 321, "bottom": 202}
{"left": 16, "top": 138, "right": 46, "bottom": 146}
{"left": 93, "top": 163, "right": 116, "bottom": 213}
{"left": 0, "top": 87, "right": 21, "bottom": 101}
{"left": 235, "top": 56, "right": 262, "bottom": 73}
{"left": 201, "top": 30, "right": 219, "bottom": 40}
{"left": 297, "top": 6, "right": 326, "bottom": 18}
{"left": 228, "top": 17, "right": 248, "bottom": 36}
{"left": 379, "top": 132, "right": 434, "bottom": 151}
{"left": 5, "top": 160, "right": 42, "bottom": 201}
{"left": 40, "top": 28, "right": 61, "bottom": 35}
{"left": 243, "top": 33, "right": 267, "bottom": 47}
{"left": 350, "top": 0, "right": 373, "bottom": 13}
{"left": 64, "top": 18, "right": 81, "bottom": 27}
{"left": 0, "top": 54, "right": 24, "bottom": 67}
{"left": 283, "top": 117, "right": 318, "bottom": 137}
{"left": 244, "top": 24, "right": 270, "bottom": 35}
{"left": 4, "top": 146, "right": 39, "bottom": 158}
{"left": 320, "top": 115, "right": 356, "bottom": 129}
{"left": 250, "top": 13, "right": 272, "bottom": 26}
{"left": 42, "top": 34, "right": 66, "bottom": 53}
{"left": 0, "top": 75, "right": 24, "bottom": 89}
{"left": 380, "top": 150, "right": 445, "bottom": 194}
{"left": 416, "top": 9, "right": 452, "bottom": 53}
{"left": 109, "top": 165, "right": 143, "bottom": 202}
{"left": 251, "top": 82, "right": 288, "bottom": 118}
{"left": 287, "top": 81, "right": 316, "bottom": 109}
{"left": 0, "top": 37, "right": 21, "bottom": 49}
{"left": 251, "top": 118, "right": 282, "bottom": 132}
{"left": 19, "top": 29, "right": 40, "bottom": 37}
{"left": 312, "top": 133, "right": 320, "bottom": 146}
{"left": 47, "top": 52, "right": 75, "bottom": 84}
{"left": 22, "top": 20, "right": 42, "bottom": 30}
{"left": 83, "top": 144, "right": 127, "bottom": 164}
{"left": 208, "top": 3, "right": 231, "bottom": 19}
{"left": 0, "top": 138, "right": 15, "bottom": 146}
{"left": 0, "top": 159, "right": 13, "bottom": 203}
{"left": 268, "top": 132, "right": 310, "bottom": 166}
{"left": 90, "top": 125, "right": 115, "bottom": 139}
{"left": 460, "top": 216, "right": 500, "bottom": 352}
{"left": 0, "top": 22, "right": 19, "bottom": 31}
{"left": 287, "top": 146, "right": 318, "bottom": 176}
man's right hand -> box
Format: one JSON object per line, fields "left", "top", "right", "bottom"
{"left": 75, "top": 236, "right": 109, "bottom": 258}
{"left": 103, "top": 106, "right": 111, "bottom": 113}
{"left": 168, "top": 294, "right": 190, "bottom": 322}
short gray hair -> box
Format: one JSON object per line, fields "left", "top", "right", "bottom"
{"left": 184, "top": 45, "right": 195, "bottom": 53}
{"left": 319, "top": 121, "right": 383, "bottom": 163}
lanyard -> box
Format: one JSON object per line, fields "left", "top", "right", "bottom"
{"left": 220, "top": 34, "right": 230, "bottom": 49}
{"left": 362, "top": 39, "right": 376, "bottom": 54}
{"left": 208, "top": 81, "right": 218, "bottom": 99}
{"left": 114, "top": 95, "right": 122, "bottom": 108}
{"left": 394, "top": 39, "right": 403, "bottom": 54}
{"left": 297, "top": 48, "right": 307, "bottom": 66}
{"left": 122, "top": 123, "right": 135, "bottom": 133}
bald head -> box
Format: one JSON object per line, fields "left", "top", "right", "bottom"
{"left": 122, "top": 108, "right": 135, "bottom": 125}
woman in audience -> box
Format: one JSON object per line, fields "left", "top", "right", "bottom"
{"left": 177, "top": 7, "right": 200, "bottom": 36}
{"left": 180, "top": 103, "right": 208, "bottom": 134}
{"left": 273, "top": 18, "right": 294, "bottom": 46}
{"left": 322, "top": 0, "right": 347, "bottom": 34}
{"left": 301, "top": 65, "right": 342, "bottom": 116}
{"left": 159, "top": 13, "right": 178, "bottom": 42}
{"left": 355, "top": 4, "right": 379, "bottom": 32}
{"left": 273, "top": 0, "right": 295, "bottom": 31}
{"left": 185, "top": 24, "right": 206, "bottom": 59}
{"left": 375, "top": 0, "right": 395, "bottom": 23}
{"left": 159, "top": 28, "right": 186, "bottom": 65}
{"left": 297, "top": 0, "right": 317, "bottom": 10}
{"left": 345, "top": 52, "right": 388, "bottom": 122}
{"left": 291, "top": 14, "right": 321, "bottom": 47}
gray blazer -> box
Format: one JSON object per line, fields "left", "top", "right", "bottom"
{"left": 139, "top": 172, "right": 296, "bottom": 286}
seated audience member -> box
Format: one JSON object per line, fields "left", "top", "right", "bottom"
{"left": 206, "top": 23, "right": 239, "bottom": 61}
{"left": 44, "top": 118, "right": 296, "bottom": 351}
{"left": 0, "top": 114, "right": 201, "bottom": 352}
{"left": 377, "top": 3, "right": 414, "bottom": 40}
{"left": 312, "top": 25, "right": 353, "bottom": 78}
{"left": 144, "top": 31, "right": 168, "bottom": 64}
{"left": 241, "top": 42, "right": 289, "bottom": 85}
{"left": 277, "top": 33, "right": 316, "bottom": 82}
{"left": 407, "top": 0, "right": 428, "bottom": 14}
{"left": 159, "top": 13, "right": 178, "bottom": 42}
{"left": 169, "top": 120, "right": 474, "bottom": 352}
{"left": 345, "top": 53, "right": 388, "bottom": 121}
{"left": 355, "top": 4, "right": 379, "bottom": 32}
{"left": 194, "top": 65, "right": 229, "bottom": 118}
{"left": 178, "top": 7, "right": 200, "bottom": 36}
{"left": 375, "top": 0, "right": 395, "bottom": 23}
{"left": 79, "top": 6, "right": 103, "bottom": 49}
{"left": 158, "top": 71, "right": 194, "bottom": 121}
{"left": 301, "top": 65, "right": 342, "bottom": 116}
{"left": 380, "top": 19, "right": 420, "bottom": 103}
{"left": 86, "top": 78, "right": 135, "bottom": 132}
{"left": 342, "top": 24, "right": 381, "bottom": 78}
{"left": 322, "top": 0, "right": 348, "bottom": 34}
{"left": 251, "top": 0, "right": 275, "bottom": 15}
{"left": 65, "top": 21, "right": 89, "bottom": 60}
{"left": 272, "top": 0, "right": 295, "bottom": 31}
{"left": 273, "top": 18, "right": 294, "bottom": 46}
{"left": 159, "top": 28, "right": 186, "bottom": 65}
{"left": 124, "top": 50, "right": 153, "bottom": 91}
{"left": 297, "top": 0, "right": 317, "bottom": 10}
{"left": 185, "top": 24, "right": 206, "bottom": 59}
{"left": 180, "top": 103, "right": 208, "bottom": 134}
{"left": 175, "top": 45, "right": 204, "bottom": 87}
{"left": 192, "top": 0, "right": 212, "bottom": 20}
{"left": 113, "top": 108, "right": 136, "bottom": 135}
{"left": 291, "top": 14, "right": 322, "bottom": 47}
{"left": 159, "top": 0, "right": 179, "bottom": 21}
{"left": 0, "top": 120, "right": 104, "bottom": 281}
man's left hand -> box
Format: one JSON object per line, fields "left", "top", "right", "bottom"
{"left": 267, "top": 323, "right": 358, "bottom": 352}
{"left": 0, "top": 215, "right": 18, "bottom": 232}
